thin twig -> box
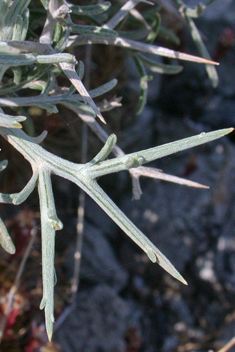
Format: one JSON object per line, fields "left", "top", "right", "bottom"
{"left": 54, "top": 47, "right": 92, "bottom": 333}
{"left": 217, "top": 337, "right": 235, "bottom": 352}
{"left": 71, "top": 45, "right": 92, "bottom": 306}
{"left": 0, "top": 228, "right": 37, "bottom": 344}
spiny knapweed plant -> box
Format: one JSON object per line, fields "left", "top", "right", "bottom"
{"left": 0, "top": 0, "right": 232, "bottom": 341}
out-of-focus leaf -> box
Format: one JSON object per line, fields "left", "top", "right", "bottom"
{"left": 0, "top": 217, "right": 15, "bottom": 254}
{"left": 70, "top": 24, "right": 117, "bottom": 37}
{"left": 69, "top": 2, "right": 111, "bottom": 16}
{"left": 62, "top": 99, "right": 96, "bottom": 117}
{"left": 133, "top": 55, "right": 152, "bottom": 114}
{"left": 37, "top": 103, "right": 58, "bottom": 114}
{"left": 0, "top": 160, "right": 8, "bottom": 172}
{"left": 0, "top": 42, "right": 20, "bottom": 54}
{"left": 12, "top": 67, "right": 22, "bottom": 84}
{"left": 0, "top": 111, "right": 26, "bottom": 128}
{"left": 12, "top": 15, "right": 23, "bottom": 40}
{"left": 118, "top": 28, "right": 150, "bottom": 40}
{"left": 89, "top": 79, "right": 118, "bottom": 98}
{"left": 4, "top": 0, "right": 31, "bottom": 39}
{"left": 185, "top": 15, "right": 218, "bottom": 87}
{"left": 53, "top": 22, "right": 62, "bottom": 44}
{"left": 23, "top": 80, "right": 48, "bottom": 91}
{"left": 0, "top": 0, "right": 8, "bottom": 28}
{"left": 40, "top": 0, "right": 49, "bottom": 10}
{"left": 97, "top": 96, "right": 122, "bottom": 112}
{"left": 158, "top": 27, "right": 180, "bottom": 45}
{"left": 21, "top": 8, "right": 29, "bottom": 41}
{"left": 41, "top": 73, "right": 56, "bottom": 96}
{"left": 147, "top": 12, "right": 161, "bottom": 44}
{"left": 138, "top": 54, "right": 183, "bottom": 74}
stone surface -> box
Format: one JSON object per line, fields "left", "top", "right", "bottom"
{"left": 65, "top": 222, "right": 128, "bottom": 291}
{"left": 55, "top": 285, "right": 129, "bottom": 352}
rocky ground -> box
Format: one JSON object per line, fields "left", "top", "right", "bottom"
{"left": 53, "top": 1, "right": 235, "bottom": 352}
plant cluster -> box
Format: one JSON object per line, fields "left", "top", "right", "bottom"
{"left": 0, "top": 0, "right": 233, "bottom": 343}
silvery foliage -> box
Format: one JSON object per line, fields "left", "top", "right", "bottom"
{"left": 0, "top": 0, "right": 231, "bottom": 340}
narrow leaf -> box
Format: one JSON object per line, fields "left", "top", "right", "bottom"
{"left": 41, "top": 73, "right": 55, "bottom": 96}
{"left": 12, "top": 67, "right": 22, "bottom": 85}
{"left": 0, "top": 0, "right": 8, "bottom": 28}
{"left": 118, "top": 28, "right": 150, "bottom": 40}
{"left": 13, "top": 171, "right": 39, "bottom": 205}
{"left": 133, "top": 54, "right": 152, "bottom": 114}
{"left": 138, "top": 54, "right": 183, "bottom": 74}
{"left": 20, "top": 8, "right": 29, "bottom": 41}
{"left": 184, "top": 3, "right": 205, "bottom": 18}
{"left": 40, "top": 0, "right": 49, "bottom": 10}
{"left": 0, "top": 42, "right": 20, "bottom": 54}
{"left": 38, "top": 170, "right": 63, "bottom": 341}
{"left": 12, "top": 15, "right": 24, "bottom": 41}
{"left": 70, "top": 24, "right": 118, "bottom": 38}
{"left": 30, "top": 130, "right": 48, "bottom": 144}
{"left": 185, "top": 16, "right": 219, "bottom": 87}
{"left": 69, "top": 2, "right": 111, "bottom": 16}
{"left": 124, "top": 128, "right": 234, "bottom": 167}
{"left": 60, "top": 62, "right": 106, "bottom": 123}
{"left": 0, "top": 217, "right": 15, "bottom": 254}
{"left": 89, "top": 79, "right": 117, "bottom": 98}
{"left": 0, "top": 160, "right": 8, "bottom": 171}
{"left": 0, "top": 112, "right": 26, "bottom": 128}
{"left": 132, "top": 166, "right": 209, "bottom": 188}
{"left": 37, "top": 103, "right": 58, "bottom": 114}
{"left": 4, "top": 0, "right": 31, "bottom": 38}
{"left": 0, "top": 53, "right": 36, "bottom": 66}
{"left": 86, "top": 128, "right": 234, "bottom": 178}
{"left": 146, "top": 12, "right": 161, "bottom": 43}
{"left": 90, "top": 134, "right": 117, "bottom": 164}
{"left": 69, "top": 36, "right": 219, "bottom": 65}
{"left": 86, "top": 181, "right": 187, "bottom": 285}
{"left": 156, "top": 27, "right": 180, "bottom": 45}
{"left": 23, "top": 80, "right": 47, "bottom": 91}
{"left": 62, "top": 99, "right": 96, "bottom": 117}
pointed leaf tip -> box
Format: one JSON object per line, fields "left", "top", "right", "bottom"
{"left": 98, "top": 112, "right": 106, "bottom": 124}
{"left": 147, "top": 247, "right": 187, "bottom": 285}
{"left": 47, "top": 330, "right": 53, "bottom": 342}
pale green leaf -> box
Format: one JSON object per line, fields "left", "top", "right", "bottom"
{"left": 69, "top": 2, "right": 111, "bottom": 16}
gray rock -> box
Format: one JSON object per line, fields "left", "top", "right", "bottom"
{"left": 55, "top": 285, "right": 129, "bottom": 352}
{"left": 120, "top": 117, "right": 235, "bottom": 279}
{"left": 65, "top": 222, "right": 128, "bottom": 291}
